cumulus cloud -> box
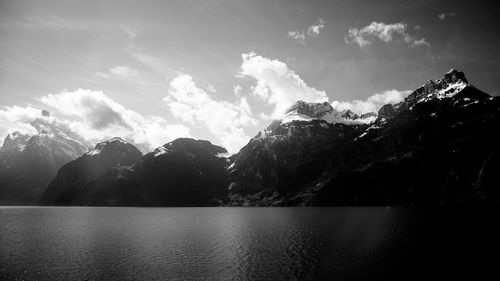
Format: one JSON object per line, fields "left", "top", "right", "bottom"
{"left": 331, "top": 89, "right": 411, "bottom": 114}
{"left": 288, "top": 17, "right": 325, "bottom": 44}
{"left": 438, "top": 12, "right": 457, "bottom": 20}
{"left": 96, "top": 66, "right": 138, "bottom": 80}
{"left": 307, "top": 17, "right": 325, "bottom": 36}
{"left": 163, "top": 74, "right": 257, "bottom": 153}
{"left": 239, "top": 52, "right": 328, "bottom": 119}
{"left": 0, "top": 106, "right": 41, "bottom": 145}
{"left": 346, "top": 21, "right": 430, "bottom": 47}
{"left": 39, "top": 89, "right": 189, "bottom": 150}
{"left": 288, "top": 30, "right": 306, "bottom": 44}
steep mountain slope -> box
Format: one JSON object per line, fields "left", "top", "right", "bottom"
{"left": 42, "top": 138, "right": 229, "bottom": 206}
{"left": 0, "top": 111, "right": 89, "bottom": 204}
{"left": 229, "top": 69, "right": 500, "bottom": 206}
{"left": 41, "top": 138, "right": 142, "bottom": 205}
{"left": 228, "top": 101, "right": 370, "bottom": 205}
{"left": 131, "top": 138, "right": 229, "bottom": 206}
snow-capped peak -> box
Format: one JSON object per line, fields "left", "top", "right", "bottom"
{"left": 87, "top": 137, "right": 129, "bottom": 156}
{"left": 153, "top": 144, "right": 173, "bottom": 157}
{"left": 281, "top": 101, "right": 375, "bottom": 125}
{"left": 405, "top": 69, "right": 471, "bottom": 107}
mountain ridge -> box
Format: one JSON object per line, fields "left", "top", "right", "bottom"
{"left": 2, "top": 69, "right": 499, "bottom": 206}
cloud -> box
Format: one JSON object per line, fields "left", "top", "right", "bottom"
{"left": 207, "top": 84, "right": 216, "bottom": 93}
{"left": 0, "top": 106, "right": 42, "bottom": 145}
{"left": 163, "top": 74, "right": 257, "bottom": 153}
{"left": 438, "top": 12, "right": 457, "bottom": 20}
{"left": 96, "top": 66, "right": 139, "bottom": 80}
{"left": 346, "top": 21, "right": 430, "bottom": 47}
{"left": 23, "top": 12, "right": 85, "bottom": 31}
{"left": 39, "top": 89, "right": 189, "bottom": 150}
{"left": 307, "top": 17, "right": 325, "bottom": 36}
{"left": 109, "top": 66, "right": 138, "bottom": 77}
{"left": 123, "top": 45, "right": 173, "bottom": 75}
{"left": 288, "top": 31, "right": 306, "bottom": 44}
{"left": 288, "top": 17, "right": 325, "bottom": 44}
{"left": 239, "top": 52, "right": 328, "bottom": 119}
{"left": 233, "top": 85, "right": 243, "bottom": 97}
{"left": 331, "top": 89, "right": 411, "bottom": 114}
{"left": 119, "top": 23, "right": 138, "bottom": 39}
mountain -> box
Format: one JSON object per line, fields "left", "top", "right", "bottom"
{"left": 227, "top": 101, "right": 370, "bottom": 206}
{"left": 34, "top": 69, "right": 500, "bottom": 207}
{"left": 314, "top": 69, "right": 500, "bottom": 206}
{"left": 42, "top": 138, "right": 229, "bottom": 206}
{"left": 41, "top": 137, "right": 142, "bottom": 205}
{"left": 0, "top": 111, "right": 89, "bottom": 204}
{"left": 228, "top": 69, "right": 500, "bottom": 206}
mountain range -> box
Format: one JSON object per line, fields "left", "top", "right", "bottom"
{"left": 1, "top": 69, "right": 499, "bottom": 206}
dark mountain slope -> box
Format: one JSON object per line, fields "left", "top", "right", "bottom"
{"left": 42, "top": 138, "right": 229, "bottom": 206}
{"left": 41, "top": 138, "right": 142, "bottom": 205}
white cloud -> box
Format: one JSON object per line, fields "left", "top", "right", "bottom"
{"left": 0, "top": 106, "right": 41, "bottom": 145}
{"left": 233, "top": 85, "right": 243, "bottom": 97}
{"left": 239, "top": 52, "right": 328, "bottom": 119}
{"left": 307, "top": 17, "right": 324, "bottom": 36}
{"left": 109, "top": 66, "right": 138, "bottom": 77}
{"left": 438, "top": 12, "right": 457, "bottom": 20}
{"left": 288, "top": 17, "right": 325, "bottom": 44}
{"left": 163, "top": 74, "right": 257, "bottom": 153}
{"left": 346, "top": 21, "right": 430, "bottom": 47}
{"left": 207, "top": 84, "right": 216, "bottom": 93}
{"left": 331, "top": 89, "right": 411, "bottom": 114}
{"left": 39, "top": 89, "right": 189, "bottom": 150}
{"left": 96, "top": 66, "right": 138, "bottom": 80}
{"left": 119, "top": 23, "right": 138, "bottom": 39}
{"left": 288, "top": 31, "right": 306, "bottom": 44}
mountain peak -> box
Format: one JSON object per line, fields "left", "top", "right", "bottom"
{"left": 153, "top": 138, "right": 227, "bottom": 158}
{"left": 403, "top": 69, "right": 472, "bottom": 108}
{"left": 282, "top": 100, "right": 375, "bottom": 125}
{"left": 87, "top": 137, "right": 139, "bottom": 157}
{"left": 1, "top": 132, "right": 31, "bottom": 151}
{"left": 444, "top": 69, "right": 468, "bottom": 84}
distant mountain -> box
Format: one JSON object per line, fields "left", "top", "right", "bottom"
{"left": 0, "top": 111, "right": 89, "bottom": 205}
{"left": 228, "top": 69, "right": 500, "bottom": 206}
{"left": 42, "top": 138, "right": 229, "bottom": 206}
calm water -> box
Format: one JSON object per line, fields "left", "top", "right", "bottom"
{"left": 0, "top": 207, "right": 498, "bottom": 281}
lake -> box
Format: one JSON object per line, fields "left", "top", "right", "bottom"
{"left": 0, "top": 207, "right": 498, "bottom": 280}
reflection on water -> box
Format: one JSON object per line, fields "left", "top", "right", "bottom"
{"left": 0, "top": 207, "right": 497, "bottom": 280}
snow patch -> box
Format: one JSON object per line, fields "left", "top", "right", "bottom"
{"left": 153, "top": 146, "right": 172, "bottom": 157}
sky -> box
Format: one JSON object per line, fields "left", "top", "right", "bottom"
{"left": 1, "top": 0, "right": 499, "bottom": 153}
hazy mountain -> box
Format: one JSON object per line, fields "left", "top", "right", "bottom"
{"left": 0, "top": 112, "right": 89, "bottom": 204}
{"left": 228, "top": 69, "right": 500, "bottom": 206}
